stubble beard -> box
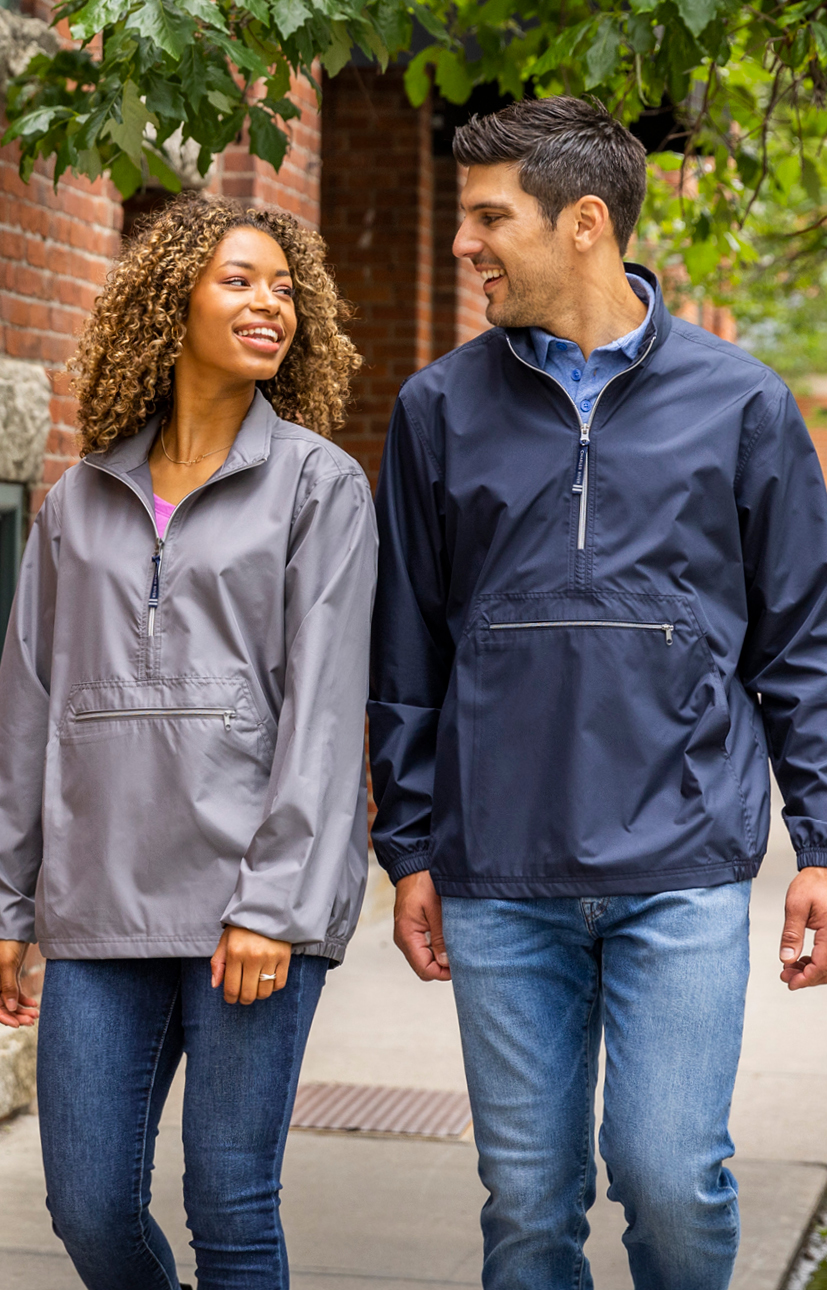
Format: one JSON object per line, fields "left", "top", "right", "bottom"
{"left": 484, "top": 269, "right": 547, "bottom": 330}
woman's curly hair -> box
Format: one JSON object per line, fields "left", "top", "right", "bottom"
{"left": 69, "top": 191, "right": 361, "bottom": 453}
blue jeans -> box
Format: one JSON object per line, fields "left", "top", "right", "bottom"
{"left": 442, "top": 882, "right": 751, "bottom": 1290}
{"left": 37, "top": 954, "right": 327, "bottom": 1290}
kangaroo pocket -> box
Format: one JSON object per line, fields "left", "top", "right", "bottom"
{"left": 464, "top": 593, "right": 755, "bottom": 883}
{"left": 42, "top": 678, "right": 275, "bottom": 936}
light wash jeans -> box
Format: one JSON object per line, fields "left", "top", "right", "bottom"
{"left": 442, "top": 882, "right": 752, "bottom": 1290}
{"left": 37, "top": 954, "right": 327, "bottom": 1290}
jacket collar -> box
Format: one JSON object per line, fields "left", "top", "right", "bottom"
{"left": 84, "top": 387, "right": 275, "bottom": 480}
{"left": 505, "top": 262, "right": 672, "bottom": 373}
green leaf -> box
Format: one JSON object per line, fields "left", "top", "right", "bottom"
{"left": 801, "top": 155, "right": 821, "bottom": 203}
{"left": 127, "top": 0, "right": 195, "bottom": 59}
{"left": 3, "top": 105, "right": 72, "bottom": 142}
{"left": 104, "top": 79, "right": 158, "bottom": 165}
{"left": 630, "top": 0, "right": 659, "bottom": 11}
{"left": 404, "top": 46, "right": 434, "bottom": 107}
{"left": 210, "top": 30, "right": 268, "bottom": 76}
{"left": 109, "top": 149, "right": 143, "bottom": 197}
{"left": 270, "top": 0, "right": 313, "bottom": 40}
{"left": 243, "top": 0, "right": 270, "bottom": 18}
{"left": 435, "top": 48, "right": 475, "bottom": 103}
{"left": 650, "top": 150, "right": 683, "bottom": 171}
{"left": 674, "top": 0, "right": 720, "bottom": 38}
{"left": 76, "top": 146, "right": 103, "bottom": 181}
{"left": 407, "top": 1, "right": 451, "bottom": 45}
{"left": 263, "top": 95, "right": 301, "bottom": 122}
{"left": 813, "top": 21, "right": 827, "bottom": 63}
{"left": 180, "top": 45, "right": 208, "bottom": 110}
{"left": 371, "top": 2, "right": 411, "bottom": 55}
{"left": 531, "top": 20, "right": 591, "bottom": 79}
{"left": 178, "top": 0, "right": 227, "bottom": 27}
{"left": 585, "top": 18, "right": 621, "bottom": 89}
{"left": 774, "top": 153, "right": 799, "bottom": 196}
{"left": 206, "top": 88, "right": 237, "bottom": 112}
{"left": 70, "top": 0, "right": 128, "bottom": 41}
{"left": 684, "top": 239, "right": 719, "bottom": 283}
{"left": 248, "top": 104, "right": 288, "bottom": 170}
{"left": 145, "top": 75, "right": 186, "bottom": 118}
{"left": 321, "top": 20, "right": 352, "bottom": 75}
{"left": 143, "top": 145, "right": 183, "bottom": 190}
{"left": 627, "top": 13, "right": 655, "bottom": 54}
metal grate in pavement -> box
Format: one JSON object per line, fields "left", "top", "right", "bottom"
{"left": 291, "top": 1082, "right": 472, "bottom": 1139}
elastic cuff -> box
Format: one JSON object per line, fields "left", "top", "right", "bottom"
{"left": 387, "top": 853, "right": 432, "bottom": 885}
{"left": 796, "top": 851, "right": 827, "bottom": 868}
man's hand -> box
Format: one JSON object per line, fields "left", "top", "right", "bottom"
{"left": 0, "top": 940, "right": 39, "bottom": 1028}
{"left": 394, "top": 870, "right": 451, "bottom": 982}
{"left": 211, "top": 926, "right": 292, "bottom": 1004}
{"left": 779, "top": 868, "right": 827, "bottom": 990}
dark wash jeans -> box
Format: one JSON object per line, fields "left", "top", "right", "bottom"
{"left": 37, "top": 954, "right": 327, "bottom": 1290}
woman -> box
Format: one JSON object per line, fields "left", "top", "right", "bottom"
{"left": 0, "top": 192, "right": 377, "bottom": 1289}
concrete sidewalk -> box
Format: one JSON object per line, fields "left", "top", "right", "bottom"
{"left": 1, "top": 792, "right": 826, "bottom": 1288}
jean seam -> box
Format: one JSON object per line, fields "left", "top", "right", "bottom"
{"left": 132, "top": 978, "right": 181, "bottom": 1290}
{"left": 272, "top": 956, "right": 307, "bottom": 1290}
{"left": 573, "top": 967, "right": 601, "bottom": 1290}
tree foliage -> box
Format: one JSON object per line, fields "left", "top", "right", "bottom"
{"left": 2, "top": 0, "right": 827, "bottom": 298}
{"left": 1, "top": 0, "right": 431, "bottom": 198}
{"left": 405, "top": 0, "right": 827, "bottom": 302}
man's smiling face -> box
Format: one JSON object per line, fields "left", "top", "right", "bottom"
{"left": 453, "top": 162, "right": 565, "bottom": 329}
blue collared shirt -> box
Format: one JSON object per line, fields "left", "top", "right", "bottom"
{"left": 527, "top": 274, "right": 655, "bottom": 420}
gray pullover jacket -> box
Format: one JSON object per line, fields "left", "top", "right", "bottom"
{"left": 0, "top": 392, "right": 377, "bottom": 962}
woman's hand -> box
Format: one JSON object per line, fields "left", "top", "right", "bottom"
{"left": 210, "top": 926, "right": 292, "bottom": 1004}
{"left": 0, "top": 941, "right": 40, "bottom": 1028}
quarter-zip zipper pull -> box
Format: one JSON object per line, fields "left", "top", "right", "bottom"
{"left": 147, "top": 538, "right": 164, "bottom": 638}
{"left": 572, "top": 427, "right": 589, "bottom": 495}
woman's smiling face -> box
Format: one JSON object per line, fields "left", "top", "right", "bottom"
{"left": 179, "top": 226, "right": 298, "bottom": 385}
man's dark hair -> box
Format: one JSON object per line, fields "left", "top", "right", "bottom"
{"left": 453, "top": 96, "right": 647, "bottom": 255}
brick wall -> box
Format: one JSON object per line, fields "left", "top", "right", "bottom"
{"left": 0, "top": 149, "right": 122, "bottom": 518}
{"left": 320, "top": 67, "right": 437, "bottom": 487}
{"left": 210, "top": 72, "right": 321, "bottom": 229}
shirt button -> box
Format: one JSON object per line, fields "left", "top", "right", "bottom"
{"left": 580, "top": 399, "right": 591, "bottom": 413}
{"left": 555, "top": 341, "right": 568, "bottom": 351}
{"left": 571, "top": 369, "right": 582, "bottom": 381}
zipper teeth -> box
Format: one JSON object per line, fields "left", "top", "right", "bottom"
{"left": 504, "top": 330, "right": 657, "bottom": 553}
{"left": 74, "top": 707, "right": 236, "bottom": 721}
{"left": 83, "top": 450, "right": 265, "bottom": 640}
{"left": 489, "top": 620, "right": 672, "bottom": 631}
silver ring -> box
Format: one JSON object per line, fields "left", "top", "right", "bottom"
{"left": 259, "top": 972, "right": 277, "bottom": 981}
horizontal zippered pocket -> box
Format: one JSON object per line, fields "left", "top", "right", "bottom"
{"left": 73, "top": 706, "right": 237, "bottom": 731}
{"left": 489, "top": 619, "right": 674, "bottom": 645}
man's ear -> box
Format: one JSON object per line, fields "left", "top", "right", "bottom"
{"left": 571, "top": 196, "right": 612, "bottom": 251}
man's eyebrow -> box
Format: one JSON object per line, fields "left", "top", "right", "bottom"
{"left": 460, "top": 200, "right": 516, "bottom": 215}
{"left": 220, "top": 259, "right": 292, "bottom": 276}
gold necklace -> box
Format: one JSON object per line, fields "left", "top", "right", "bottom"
{"left": 160, "top": 422, "right": 235, "bottom": 467}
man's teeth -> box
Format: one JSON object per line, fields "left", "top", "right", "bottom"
{"left": 480, "top": 269, "right": 504, "bottom": 282}
{"left": 238, "top": 328, "right": 279, "bottom": 339}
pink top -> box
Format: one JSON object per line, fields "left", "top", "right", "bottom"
{"left": 154, "top": 494, "right": 176, "bottom": 539}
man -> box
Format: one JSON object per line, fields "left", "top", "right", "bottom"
{"left": 368, "top": 96, "right": 827, "bottom": 1290}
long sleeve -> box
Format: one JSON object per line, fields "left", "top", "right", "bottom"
{"left": 368, "top": 395, "right": 454, "bottom": 883}
{"left": 0, "top": 491, "right": 61, "bottom": 942}
{"left": 221, "top": 470, "right": 378, "bottom": 950}
{"left": 737, "top": 385, "right": 827, "bottom": 866}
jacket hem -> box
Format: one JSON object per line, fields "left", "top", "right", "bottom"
{"left": 796, "top": 851, "right": 827, "bottom": 869}
{"left": 38, "top": 933, "right": 348, "bottom": 964}
{"left": 432, "top": 857, "right": 762, "bottom": 900}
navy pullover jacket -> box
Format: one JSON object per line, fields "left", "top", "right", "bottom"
{"left": 368, "top": 265, "right": 827, "bottom": 898}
